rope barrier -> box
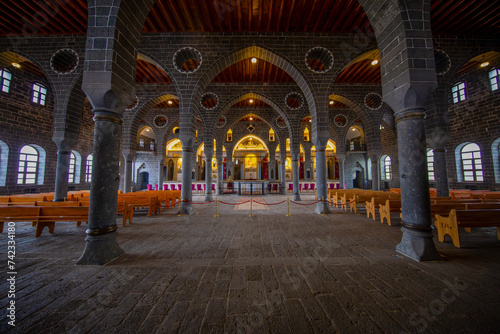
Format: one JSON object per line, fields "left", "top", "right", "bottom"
{"left": 218, "top": 200, "right": 250, "bottom": 206}
{"left": 290, "top": 200, "right": 321, "bottom": 206}
{"left": 253, "top": 200, "right": 286, "bottom": 206}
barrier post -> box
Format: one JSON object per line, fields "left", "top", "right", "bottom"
{"left": 214, "top": 198, "right": 219, "bottom": 217}
{"left": 249, "top": 196, "right": 255, "bottom": 217}
{"left": 286, "top": 196, "right": 291, "bottom": 217}
{"left": 321, "top": 196, "right": 326, "bottom": 216}
{"left": 178, "top": 199, "right": 183, "bottom": 217}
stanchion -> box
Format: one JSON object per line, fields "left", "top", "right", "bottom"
{"left": 321, "top": 196, "right": 326, "bottom": 216}
{"left": 178, "top": 199, "right": 183, "bottom": 217}
{"left": 286, "top": 196, "right": 291, "bottom": 217}
{"left": 249, "top": 196, "right": 254, "bottom": 217}
{"left": 214, "top": 198, "right": 220, "bottom": 217}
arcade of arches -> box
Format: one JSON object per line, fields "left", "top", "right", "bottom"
{"left": 0, "top": 1, "right": 500, "bottom": 331}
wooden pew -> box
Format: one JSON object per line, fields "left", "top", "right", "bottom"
{"left": 0, "top": 207, "right": 41, "bottom": 233}
{"left": 365, "top": 196, "right": 397, "bottom": 220}
{"left": 36, "top": 206, "right": 89, "bottom": 237}
{"left": 435, "top": 209, "right": 500, "bottom": 248}
{"left": 118, "top": 195, "right": 159, "bottom": 217}
{"left": 379, "top": 199, "right": 402, "bottom": 226}
{"left": 117, "top": 201, "right": 134, "bottom": 227}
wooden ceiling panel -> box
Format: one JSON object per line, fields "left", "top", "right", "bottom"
{"left": 136, "top": 59, "right": 172, "bottom": 83}
{"left": 0, "top": 51, "right": 45, "bottom": 78}
{"left": 455, "top": 51, "right": 500, "bottom": 77}
{"left": 335, "top": 59, "right": 381, "bottom": 84}
{"left": 213, "top": 58, "right": 295, "bottom": 83}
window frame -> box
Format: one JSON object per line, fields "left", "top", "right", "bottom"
{"left": 452, "top": 82, "right": 467, "bottom": 103}
{"left": 427, "top": 149, "right": 435, "bottom": 181}
{"left": 460, "top": 143, "right": 484, "bottom": 182}
{"left": 0, "top": 69, "right": 12, "bottom": 93}
{"left": 17, "top": 145, "right": 39, "bottom": 185}
{"left": 489, "top": 68, "right": 499, "bottom": 92}
{"left": 32, "top": 83, "right": 47, "bottom": 106}
{"left": 380, "top": 155, "right": 392, "bottom": 180}
{"left": 85, "top": 154, "right": 93, "bottom": 183}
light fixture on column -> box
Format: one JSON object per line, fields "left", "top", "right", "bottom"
{"left": 371, "top": 60, "right": 379, "bottom": 66}
{"left": 480, "top": 62, "right": 490, "bottom": 67}
{"left": 251, "top": 57, "right": 257, "bottom": 63}
{"left": 12, "top": 62, "right": 21, "bottom": 68}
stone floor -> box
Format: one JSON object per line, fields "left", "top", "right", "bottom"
{"left": 1, "top": 194, "right": 500, "bottom": 333}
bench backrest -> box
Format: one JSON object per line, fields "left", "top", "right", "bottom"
{"left": 38, "top": 206, "right": 89, "bottom": 218}
{"left": 0, "top": 206, "right": 41, "bottom": 219}
{"left": 35, "top": 201, "right": 82, "bottom": 207}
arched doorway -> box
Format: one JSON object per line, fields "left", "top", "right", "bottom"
{"left": 139, "top": 171, "right": 149, "bottom": 190}
{"left": 233, "top": 135, "right": 269, "bottom": 180}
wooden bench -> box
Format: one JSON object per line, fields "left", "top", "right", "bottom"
{"left": 435, "top": 209, "right": 500, "bottom": 248}
{"left": 117, "top": 201, "right": 134, "bottom": 227}
{"left": 0, "top": 206, "right": 88, "bottom": 237}
{"left": 365, "top": 196, "right": 398, "bottom": 220}
{"left": 118, "top": 195, "right": 159, "bottom": 217}
{"left": 379, "top": 199, "right": 402, "bottom": 226}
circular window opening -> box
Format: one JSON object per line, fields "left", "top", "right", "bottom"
{"left": 201, "top": 92, "right": 219, "bottom": 110}
{"left": 276, "top": 116, "right": 287, "bottom": 128}
{"left": 173, "top": 47, "right": 202, "bottom": 74}
{"left": 364, "top": 92, "right": 383, "bottom": 110}
{"left": 50, "top": 49, "right": 79, "bottom": 74}
{"left": 154, "top": 115, "right": 168, "bottom": 128}
{"left": 285, "top": 92, "right": 304, "bottom": 110}
{"left": 434, "top": 49, "right": 451, "bottom": 75}
{"left": 216, "top": 115, "right": 227, "bottom": 128}
{"left": 126, "top": 96, "right": 139, "bottom": 111}
{"left": 305, "top": 47, "right": 334, "bottom": 73}
{"left": 334, "top": 114, "right": 348, "bottom": 127}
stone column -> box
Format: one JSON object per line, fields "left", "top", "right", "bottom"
{"left": 368, "top": 151, "right": 381, "bottom": 191}
{"left": 157, "top": 157, "right": 165, "bottom": 190}
{"left": 395, "top": 110, "right": 441, "bottom": 261}
{"left": 433, "top": 145, "right": 450, "bottom": 197}
{"left": 204, "top": 147, "right": 214, "bottom": 201}
{"left": 268, "top": 150, "right": 276, "bottom": 180}
{"left": 215, "top": 140, "right": 223, "bottom": 195}
{"left": 180, "top": 145, "right": 194, "bottom": 214}
{"left": 304, "top": 150, "right": 312, "bottom": 181}
{"left": 291, "top": 149, "right": 301, "bottom": 201}
{"left": 122, "top": 151, "right": 135, "bottom": 193}
{"left": 337, "top": 153, "right": 346, "bottom": 189}
{"left": 77, "top": 108, "right": 124, "bottom": 265}
{"left": 279, "top": 141, "right": 287, "bottom": 195}
{"left": 315, "top": 146, "right": 330, "bottom": 214}
{"left": 53, "top": 140, "right": 72, "bottom": 202}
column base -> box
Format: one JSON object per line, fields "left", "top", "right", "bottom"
{"left": 315, "top": 202, "right": 331, "bottom": 215}
{"left": 396, "top": 227, "right": 442, "bottom": 262}
{"left": 293, "top": 194, "right": 301, "bottom": 201}
{"left": 178, "top": 203, "right": 195, "bottom": 215}
{"left": 76, "top": 231, "right": 124, "bottom": 265}
{"left": 205, "top": 193, "right": 213, "bottom": 202}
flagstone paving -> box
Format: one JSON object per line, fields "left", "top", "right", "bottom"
{"left": 1, "top": 194, "right": 499, "bottom": 333}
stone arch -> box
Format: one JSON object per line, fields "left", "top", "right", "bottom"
{"left": 137, "top": 50, "right": 181, "bottom": 95}
{"left": 223, "top": 111, "right": 284, "bottom": 144}
{"left": 328, "top": 48, "right": 380, "bottom": 92}
{"left": 136, "top": 123, "right": 157, "bottom": 151}
{"left": 232, "top": 134, "right": 270, "bottom": 159}
{"left": 212, "top": 92, "right": 291, "bottom": 136}
{"left": 195, "top": 45, "right": 317, "bottom": 128}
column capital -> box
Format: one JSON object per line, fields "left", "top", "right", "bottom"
{"left": 394, "top": 108, "right": 426, "bottom": 124}
{"left": 336, "top": 153, "right": 346, "bottom": 162}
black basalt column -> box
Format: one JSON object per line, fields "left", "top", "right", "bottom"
{"left": 54, "top": 144, "right": 72, "bottom": 202}
{"left": 205, "top": 148, "right": 214, "bottom": 202}
{"left": 77, "top": 110, "right": 124, "bottom": 265}
{"left": 315, "top": 147, "right": 330, "bottom": 214}
{"left": 180, "top": 146, "right": 194, "bottom": 215}
{"left": 371, "top": 159, "right": 380, "bottom": 191}
{"left": 123, "top": 157, "right": 134, "bottom": 193}
{"left": 280, "top": 148, "right": 287, "bottom": 195}
{"left": 291, "top": 152, "right": 301, "bottom": 201}
{"left": 395, "top": 110, "right": 441, "bottom": 261}
{"left": 337, "top": 154, "right": 346, "bottom": 189}
{"left": 433, "top": 146, "right": 450, "bottom": 197}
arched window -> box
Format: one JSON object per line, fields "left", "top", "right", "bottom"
{"left": 304, "top": 127, "right": 310, "bottom": 141}
{"left": 1, "top": 69, "right": 12, "bottom": 93}
{"left": 18, "top": 145, "right": 40, "bottom": 184}
{"left": 85, "top": 154, "right": 93, "bottom": 183}
{"left": 0, "top": 140, "right": 9, "bottom": 186}
{"left": 367, "top": 158, "right": 372, "bottom": 180}
{"left": 427, "top": 149, "right": 435, "bottom": 181}
{"left": 457, "top": 143, "right": 483, "bottom": 182}
{"left": 32, "top": 83, "right": 47, "bottom": 105}
{"left": 68, "top": 151, "right": 82, "bottom": 184}
{"left": 492, "top": 138, "right": 500, "bottom": 184}
{"left": 380, "top": 155, "right": 392, "bottom": 180}
{"left": 227, "top": 129, "right": 233, "bottom": 142}
{"left": 269, "top": 128, "right": 275, "bottom": 142}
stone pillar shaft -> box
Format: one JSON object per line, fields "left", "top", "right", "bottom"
{"left": 54, "top": 150, "right": 71, "bottom": 201}
{"left": 123, "top": 159, "right": 133, "bottom": 193}
{"left": 433, "top": 148, "right": 449, "bottom": 197}
{"left": 315, "top": 147, "right": 330, "bottom": 214}
{"left": 181, "top": 147, "right": 194, "bottom": 215}
{"left": 205, "top": 149, "right": 214, "bottom": 201}
{"left": 372, "top": 161, "right": 380, "bottom": 191}
{"left": 395, "top": 110, "right": 440, "bottom": 261}
{"left": 292, "top": 154, "right": 301, "bottom": 201}
{"left": 77, "top": 111, "right": 124, "bottom": 265}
